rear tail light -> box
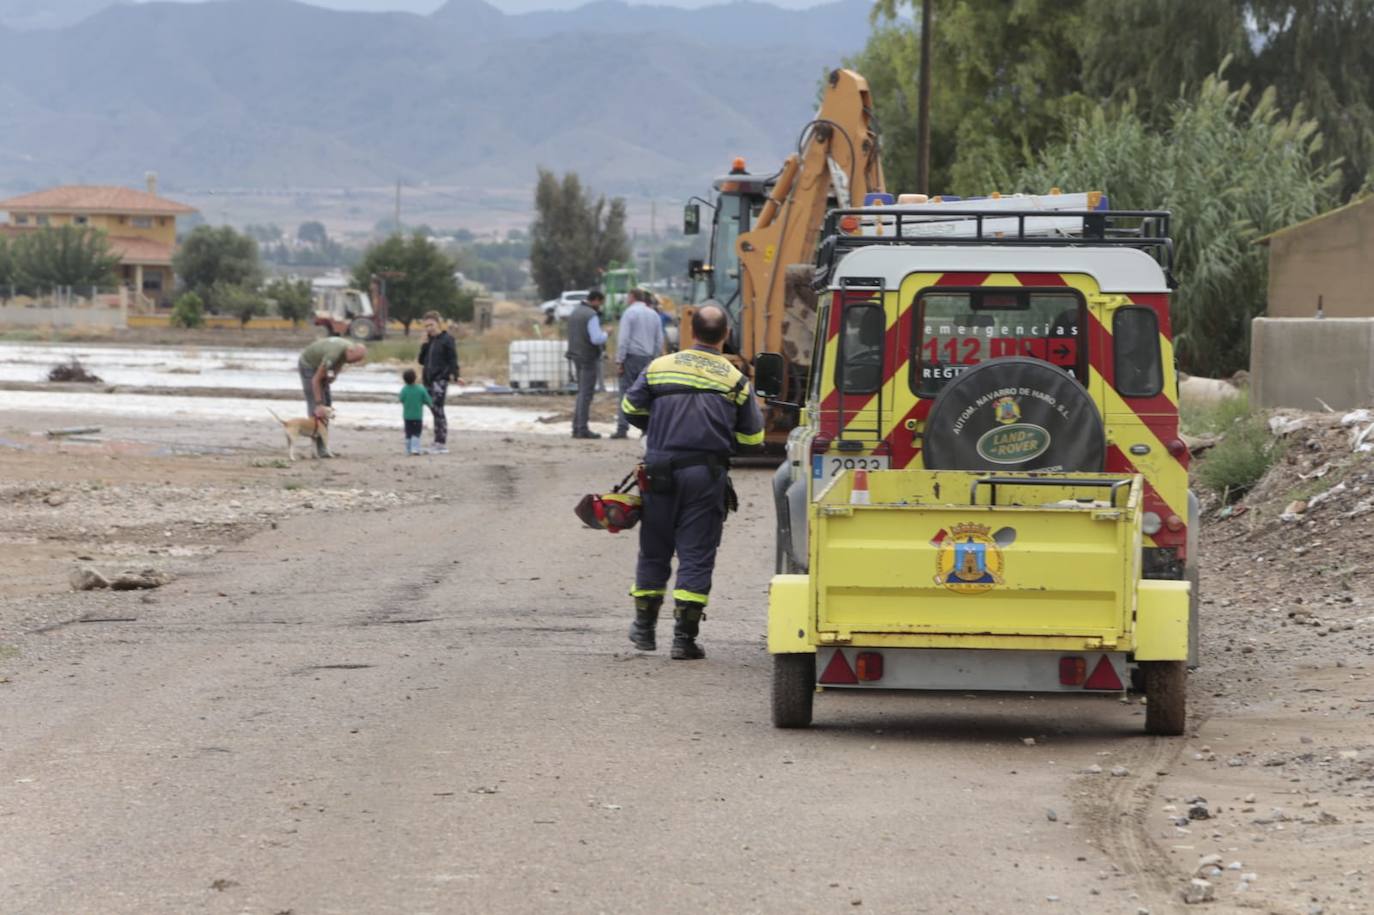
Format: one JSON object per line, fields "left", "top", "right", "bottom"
{"left": 1167, "top": 438, "right": 1188, "bottom": 458}
{"left": 855, "top": 652, "right": 883, "bottom": 681}
{"left": 1164, "top": 514, "right": 1185, "bottom": 532}
{"left": 1059, "top": 657, "right": 1086, "bottom": 686}
{"left": 1142, "top": 512, "right": 1163, "bottom": 535}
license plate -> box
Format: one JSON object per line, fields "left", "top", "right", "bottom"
{"left": 811, "top": 454, "right": 889, "bottom": 481}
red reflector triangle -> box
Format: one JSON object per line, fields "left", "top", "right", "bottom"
{"left": 1083, "top": 655, "right": 1123, "bottom": 690}
{"left": 819, "top": 650, "right": 858, "bottom": 685}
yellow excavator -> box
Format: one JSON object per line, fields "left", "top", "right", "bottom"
{"left": 681, "top": 68, "right": 884, "bottom": 448}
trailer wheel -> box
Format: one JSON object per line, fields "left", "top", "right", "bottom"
{"left": 348, "top": 317, "right": 377, "bottom": 341}
{"left": 771, "top": 653, "right": 815, "bottom": 729}
{"left": 1143, "top": 660, "right": 1186, "bottom": 736}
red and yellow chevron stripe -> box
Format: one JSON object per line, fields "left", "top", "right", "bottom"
{"left": 813, "top": 271, "right": 1190, "bottom": 560}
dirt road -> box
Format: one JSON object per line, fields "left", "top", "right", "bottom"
{"left": 1, "top": 408, "right": 1370, "bottom": 914}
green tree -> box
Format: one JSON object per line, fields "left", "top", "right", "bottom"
{"left": 529, "top": 169, "right": 632, "bottom": 300}
{"left": 173, "top": 226, "right": 263, "bottom": 306}
{"left": 209, "top": 282, "right": 267, "bottom": 329}
{"left": 1083, "top": 1, "right": 1374, "bottom": 199}
{"left": 1013, "top": 72, "right": 1338, "bottom": 376}
{"left": 857, "top": 1, "right": 1374, "bottom": 201}
{"left": 296, "top": 221, "right": 329, "bottom": 246}
{"left": 266, "top": 278, "right": 313, "bottom": 327}
{"left": 11, "top": 225, "right": 120, "bottom": 293}
{"left": 352, "top": 232, "right": 471, "bottom": 335}
{"left": 170, "top": 291, "right": 206, "bottom": 328}
{"left": 853, "top": 0, "right": 1091, "bottom": 194}
{"left": 0, "top": 237, "right": 12, "bottom": 297}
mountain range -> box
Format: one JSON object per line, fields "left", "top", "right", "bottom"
{"left": 0, "top": 0, "right": 875, "bottom": 203}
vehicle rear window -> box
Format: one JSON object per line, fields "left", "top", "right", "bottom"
{"left": 835, "top": 302, "right": 885, "bottom": 394}
{"left": 911, "top": 289, "right": 1084, "bottom": 397}
{"left": 1113, "top": 306, "right": 1163, "bottom": 397}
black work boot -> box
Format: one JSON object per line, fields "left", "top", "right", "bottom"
{"left": 628, "top": 596, "right": 661, "bottom": 651}
{"left": 670, "top": 600, "right": 707, "bottom": 660}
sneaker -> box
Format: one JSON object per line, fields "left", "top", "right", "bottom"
{"left": 609, "top": 430, "right": 629, "bottom": 439}
{"left": 579, "top": 431, "right": 603, "bottom": 440}
{"left": 431, "top": 445, "right": 449, "bottom": 454}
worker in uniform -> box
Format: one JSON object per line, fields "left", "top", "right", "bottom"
{"left": 619, "top": 304, "right": 764, "bottom": 659}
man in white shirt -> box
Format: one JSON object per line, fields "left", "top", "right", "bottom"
{"left": 611, "top": 288, "right": 665, "bottom": 439}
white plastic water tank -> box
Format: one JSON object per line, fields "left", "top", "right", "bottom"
{"left": 508, "top": 339, "right": 574, "bottom": 390}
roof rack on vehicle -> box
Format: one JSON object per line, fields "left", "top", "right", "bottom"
{"left": 814, "top": 191, "right": 1175, "bottom": 288}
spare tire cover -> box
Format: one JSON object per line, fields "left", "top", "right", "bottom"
{"left": 922, "top": 357, "right": 1105, "bottom": 472}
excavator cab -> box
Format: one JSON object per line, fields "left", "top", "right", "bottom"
{"left": 683, "top": 164, "right": 769, "bottom": 353}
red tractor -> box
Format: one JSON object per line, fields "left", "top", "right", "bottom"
{"left": 312, "top": 274, "right": 394, "bottom": 341}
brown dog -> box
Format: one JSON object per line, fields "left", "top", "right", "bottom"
{"left": 268, "top": 407, "right": 334, "bottom": 460}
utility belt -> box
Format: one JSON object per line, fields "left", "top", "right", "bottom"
{"left": 639, "top": 453, "right": 739, "bottom": 514}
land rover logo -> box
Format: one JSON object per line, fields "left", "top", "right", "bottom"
{"left": 975, "top": 423, "right": 1052, "bottom": 464}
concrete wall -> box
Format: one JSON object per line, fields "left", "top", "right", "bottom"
{"left": 0, "top": 303, "right": 126, "bottom": 330}
{"left": 1265, "top": 198, "right": 1374, "bottom": 318}
{"left": 1252, "top": 317, "right": 1374, "bottom": 410}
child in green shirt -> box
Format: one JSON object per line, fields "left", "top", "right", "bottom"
{"left": 398, "top": 368, "right": 434, "bottom": 455}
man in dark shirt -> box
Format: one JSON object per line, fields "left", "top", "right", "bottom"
{"left": 619, "top": 304, "right": 764, "bottom": 659}
{"left": 566, "top": 291, "right": 609, "bottom": 439}
{"left": 417, "top": 311, "right": 461, "bottom": 454}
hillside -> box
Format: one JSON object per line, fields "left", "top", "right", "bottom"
{"left": 0, "top": 0, "right": 872, "bottom": 196}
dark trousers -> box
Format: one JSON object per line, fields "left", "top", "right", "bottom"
{"left": 615, "top": 354, "right": 652, "bottom": 435}
{"left": 571, "top": 359, "right": 599, "bottom": 436}
{"left": 427, "top": 377, "right": 449, "bottom": 444}
{"left": 634, "top": 464, "right": 727, "bottom": 607}
{"left": 404, "top": 419, "right": 423, "bottom": 439}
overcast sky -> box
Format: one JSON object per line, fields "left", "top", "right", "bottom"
{"left": 137, "top": 0, "right": 832, "bottom": 13}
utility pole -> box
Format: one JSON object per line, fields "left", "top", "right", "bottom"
{"left": 916, "top": 0, "right": 933, "bottom": 195}
{"left": 394, "top": 179, "right": 401, "bottom": 233}
{"left": 649, "top": 200, "right": 657, "bottom": 285}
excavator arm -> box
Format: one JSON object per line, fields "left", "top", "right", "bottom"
{"left": 736, "top": 69, "right": 884, "bottom": 398}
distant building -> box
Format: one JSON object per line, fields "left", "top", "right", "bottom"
{"left": 1259, "top": 196, "right": 1374, "bottom": 318}
{"left": 0, "top": 174, "right": 197, "bottom": 306}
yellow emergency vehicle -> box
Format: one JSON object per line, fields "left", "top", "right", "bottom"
{"left": 754, "top": 192, "right": 1196, "bottom": 735}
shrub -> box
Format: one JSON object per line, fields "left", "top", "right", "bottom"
{"left": 1195, "top": 410, "right": 1285, "bottom": 502}
{"left": 170, "top": 292, "right": 205, "bottom": 329}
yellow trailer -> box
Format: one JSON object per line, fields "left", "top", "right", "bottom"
{"left": 767, "top": 468, "right": 1190, "bottom": 733}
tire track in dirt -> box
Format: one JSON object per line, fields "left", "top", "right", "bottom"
{"left": 1078, "top": 727, "right": 1196, "bottom": 909}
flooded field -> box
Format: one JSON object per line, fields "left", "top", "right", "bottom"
{"left": 0, "top": 341, "right": 604, "bottom": 434}
{"left": 0, "top": 341, "right": 406, "bottom": 395}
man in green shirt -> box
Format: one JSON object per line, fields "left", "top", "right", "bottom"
{"left": 297, "top": 338, "right": 367, "bottom": 456}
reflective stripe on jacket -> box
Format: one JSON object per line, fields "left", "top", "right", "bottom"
{"left": 621, "top": 346, "right": 765, "bottom": 457}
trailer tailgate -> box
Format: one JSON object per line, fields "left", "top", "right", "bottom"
{"left": 811, "top": 470, "right": 1143, "bottom": 648}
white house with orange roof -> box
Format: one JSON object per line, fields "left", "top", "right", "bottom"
{"left": 0, "top": 174, "right": 197, "bottom": 306}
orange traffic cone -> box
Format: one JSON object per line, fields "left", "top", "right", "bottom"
{"left": 850, "top": 469, "right": 871, "bottom": 505}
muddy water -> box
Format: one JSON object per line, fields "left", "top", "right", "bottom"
{"left": 0, "top": 341, "right": 401, "bottom": 394}
{"left": 0, "top": 341, "right": 612, "bottom": 433}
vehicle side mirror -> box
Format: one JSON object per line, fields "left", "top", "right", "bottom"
{"left": 687, "top": 258, "right": 704, "bottom": 277}
{"left": 754, "top": 352, "right": 785, "bottom": 399}
{"left": 683, "top": 203, "right": 700, "bottom": 236}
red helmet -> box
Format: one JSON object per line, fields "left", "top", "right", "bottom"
{"left": 574, "top": 491, "right": 642, "bottom": 533}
